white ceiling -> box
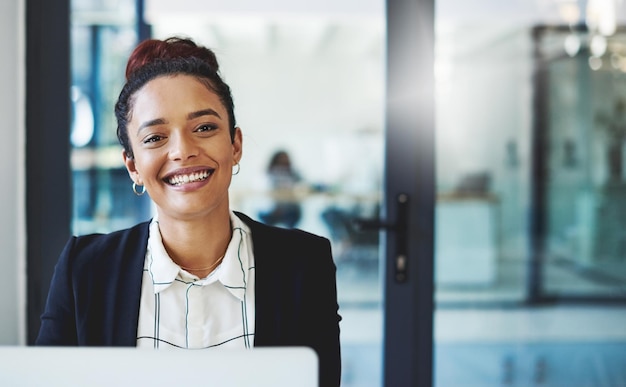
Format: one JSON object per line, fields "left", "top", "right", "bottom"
{"left": 146, "top": 0, "right": 626, "bottom": 25}
{"left": 146, "top": 0, "right": 383, "bottom": 21}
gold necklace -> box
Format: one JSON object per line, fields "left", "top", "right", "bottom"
{"left": 178, "top": 254, "right": 225, "bottom": 273}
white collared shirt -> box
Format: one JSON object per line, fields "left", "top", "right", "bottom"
{"left": 136, "top": 212, "right": 255, "bottom": 349}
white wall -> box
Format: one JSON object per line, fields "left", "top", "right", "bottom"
{"left": 0, "top": 0, "right": 25, "bottom": 345}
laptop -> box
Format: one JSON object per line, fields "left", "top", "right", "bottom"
{"left": 0, "top": 346, "right": 318, "bottom": 387}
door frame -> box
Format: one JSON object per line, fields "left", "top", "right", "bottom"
{"left": 384, "top": 0, "right": 435, "bottom": 386}
{"left": 25, "top": 0, "right": 72, "bottom": 345}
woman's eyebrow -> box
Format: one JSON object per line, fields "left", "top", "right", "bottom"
{"left": 187, "top": 108, "right": 221, "bottom": 120}
{"left": 137, "top": 118, "right": 167, "bottom": 134}
{"left": 136, "top": 108, "right": 221, "bottom": 135}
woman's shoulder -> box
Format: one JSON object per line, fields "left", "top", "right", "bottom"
{"left": 234, "top": 211, "right": 332, "bottom": 266}
{"left": 234, "top": 211, "right": 328, "bottom": 244}
{"left": 72, "top": 220, "right": 151, "bottom": 246}
{"left": 65, "top": 221, "right": 151, "bottom": 266}
{"left": 52, "top": 221, "right": 150, "bottom": 292}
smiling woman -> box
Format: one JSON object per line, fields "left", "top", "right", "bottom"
{"left": 36, "top": 37, "right": 341, "bottom": 387}
{"left": 122, "top": 74, "right": 241, "bottom": 232}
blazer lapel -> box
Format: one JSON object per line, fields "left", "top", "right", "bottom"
{"left": 235, "top": 212, "right": 283, "bottom": 346}
{"left": 109, "top": 222, "right": 150, "bottom": 346}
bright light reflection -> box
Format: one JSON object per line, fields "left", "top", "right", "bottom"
{"left": 70, "top": 86, "right": 94, "bottom": 148}
{"left": 589, "top": 56, "right": 603, "bottom": 70}
{"left": 564, "top": 34, "right": 581, "bottom": 57}
{"left": 590, "top": 34, "right": 607, "bottom": 57}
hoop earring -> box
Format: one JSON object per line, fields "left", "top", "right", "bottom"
{"left": 132, "top": 182, "right": 146, "bottom": 196}
{"left": 232, "top": 163, "right": 240, "bottom": 175}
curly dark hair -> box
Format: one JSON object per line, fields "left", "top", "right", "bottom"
{"left": 115, "top": 37, "right": 236, "bottom": 159}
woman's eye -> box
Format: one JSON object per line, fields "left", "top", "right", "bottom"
{"left": 143, "top": 135, "right": 163, "bottom": 144}
{"left": 196, "top": 124, "right": 217, "bottom": 132}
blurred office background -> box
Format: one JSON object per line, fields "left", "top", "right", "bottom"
{"left": 1, "top": 0, "right": 625, "bottom": 386}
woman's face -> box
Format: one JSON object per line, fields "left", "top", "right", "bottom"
{"left": 123, "top": 74, "right": 242, "bottom": 222}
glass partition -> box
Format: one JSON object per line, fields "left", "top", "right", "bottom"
{"left": 434, "top": 3, "right": 626, "bottom": 386}
{"left": 538, "top": 26, "right": 626, "bottom": 298}
{"left": 434, "top": 22, "right": 532, "bottom": 305}
{"left": 71, "top": 0, "right": 151, "bottom": 235}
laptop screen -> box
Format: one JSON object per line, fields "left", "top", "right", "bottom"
{"left": 0, "top": 346, "right": 318, "bottom": 387}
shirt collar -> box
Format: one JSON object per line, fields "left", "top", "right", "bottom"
{"left": 146, "top": 212, "right": 253, "bottom": 300}
{"left": 216, "top": 213, "right": 252, "bottom": 300}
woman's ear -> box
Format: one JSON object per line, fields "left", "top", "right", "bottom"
{"left": 232, "top": 127, "right": 243, "bottom": 164}
{"left": 122, "top": 150, "right": 142, "bottom": 185}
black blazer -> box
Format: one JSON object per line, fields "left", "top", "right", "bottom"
{"left": 36, "top": 212, "right": 341, "bottom": 387}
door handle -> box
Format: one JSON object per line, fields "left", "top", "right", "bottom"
{"left": 353, "top": 193, "right": 409, "bottom": 283}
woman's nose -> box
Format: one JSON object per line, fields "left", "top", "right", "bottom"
{"left": 169, "top": 132, "right": 199, "bottom": 161}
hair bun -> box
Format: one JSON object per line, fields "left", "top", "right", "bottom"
{"left": 125, "top": 37, "right": 220, "bottom": 80}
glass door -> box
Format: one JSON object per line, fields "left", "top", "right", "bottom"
{"left": 433, "top": 2, "right": 626, "bottom": 386}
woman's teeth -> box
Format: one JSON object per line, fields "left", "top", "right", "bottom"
{"left": 168, "top": 170, "right": 211, "bottom": 186}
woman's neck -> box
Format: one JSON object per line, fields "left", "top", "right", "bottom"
{"left": 156, "top": 209, "right": 232, "bottom": 277}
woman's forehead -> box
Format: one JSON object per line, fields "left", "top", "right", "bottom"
{"left": 131, "top": 75, "right": 227, "bottom": 120}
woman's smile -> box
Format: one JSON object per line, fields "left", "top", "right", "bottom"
{"left": 164, "top": 167, "right": 214, "bottom": 187}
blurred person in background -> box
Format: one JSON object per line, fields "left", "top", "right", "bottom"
{"left": 259, "top": 150, "right": 303, "bottom": 228}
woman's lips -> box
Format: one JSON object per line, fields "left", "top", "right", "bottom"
{"left": 165, "top": 169, "right": 214, "bottom": 186}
